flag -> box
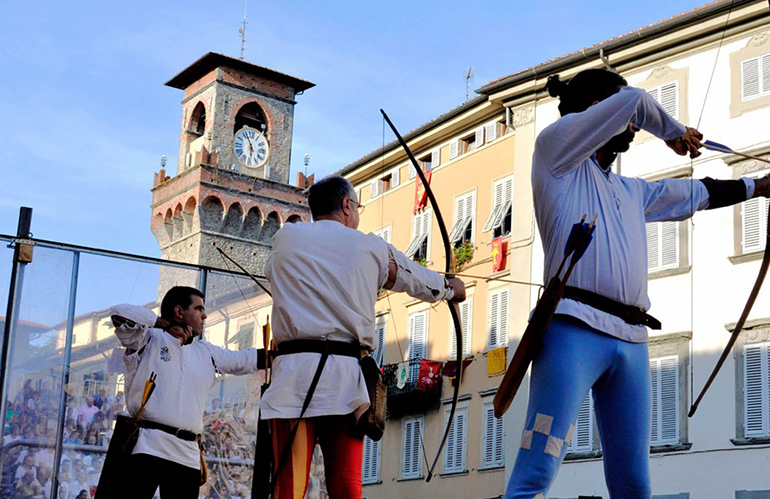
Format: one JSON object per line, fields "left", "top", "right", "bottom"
{"left": 396, "top": 362, "right": 409, "bottom": 389}
{"left": 418, "top": 359, "right": 442, "bottom": 391}
{"left": 442, "top": 359, "right": 473, "bottom": 378}
{"left": 492, "top": 237, "right": 506, "bottom": 272}
{"left": 487, "top": 346, "right": 507, "bottom": 377}
{"left": 414, "top": 170, "right": 432, "bottom": 214}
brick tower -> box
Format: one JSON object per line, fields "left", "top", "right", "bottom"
{"left": 150, "top": 52, "right": 314, "bottom": 275}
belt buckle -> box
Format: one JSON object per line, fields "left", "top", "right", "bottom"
{"left": 175, "top": 428, "right": 185, "bottom": 439}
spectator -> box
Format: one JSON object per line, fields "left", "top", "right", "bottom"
{"left": 68, "top": 471, "right": 88, "bottom": 499}
{"left": 77, "top": 397, "right": 99, "bottom": 426}
{"left": 15, "top": 470, "right": 44, "bottom": 499}
{"left": 15, "top": 453, "right": 37, "bottom": 483}
{"left": 3, "top": 423, "right": 21, "bottom": 446}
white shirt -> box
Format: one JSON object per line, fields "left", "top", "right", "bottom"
{"left": 533, "top": 86, "right": 754, "bottom": 342}
{"left": 261, "top": 220, "right": 448, "bottom": 419}
{"left": 111, "top": 304, "right": 260, "bottom": 469}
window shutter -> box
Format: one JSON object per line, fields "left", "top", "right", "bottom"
{"left": 659, "top": 82, "right": 678, "bottom": 120}
{"left": 444, "top": 409, "right": 467, "bottom": 473}
{"left": 482, "top": 402, "right": 504, "bottom": 467}
{"left": 762, "top": 54, "right": 770, "bottom": 95}
{"left": 647, "top": 223, "right": 661, "bottom": 271}
{"left": 485, "top": 122, "right": 497, "bottom": 142}
{"left": 451, "top": 298, "right": 472, "bottom": 357}
{"left": 661, "top": 222, "right": 679, "bottom": 268}
{"left": 483, "top": 181, "right": 506, "bottom": 232}
{"left": 409, "top": 313, "right": 426, "bottom": 360}
{"left": 743, "top": 196, "right": 764, "bottom": 253}
{"left": 382, "top": 226, "right": 391, "bottom": 243}
{"left": 402, "top": 418, "right": 423, "bottom": 478}
{"left": 409, "top": 164, "right": 417, "bottom": 180}
{"left": 432, "top": 150, "right": 441, "bottom": 168}
{"left": 392, "top": 167, "right": 400, "bottom": 188}
{"left": 504, "top": 178, "right": 513, "bottom": 204}
{"left": 475, "top": 128, "right": 485, "bottom": 147}
{"left": 371, "top": 180, "right": 379, "bottom": 198}
{"left": 571, "top": 392, "right": 594, "bottom": 452}
{"left": 499, "top": 289, "right": 509, "bottom": 346}
{"left": 744, "top": 344, "right": 767, "bottom": 436}
{"left": 650, "top": 356, "right": 679, "bottom": 445}
{"left": 450, "top": 140, "right": 459, "bottom": 159}
{"left": 743, "top": 57, "right": 760, "bottom": 100}
{"left": 362, "top": 437, "right": 380, "bottom": 483}
{"left": 489, "top": 292, "right": 499, "bottom": 348}
{"left": 373, "top": 321, "right": 386, "bottom": 365}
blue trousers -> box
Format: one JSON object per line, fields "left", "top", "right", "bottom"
{"left": 504, "top": 315, "right": 652, "bottom": 499}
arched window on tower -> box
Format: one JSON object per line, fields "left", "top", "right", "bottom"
{"left": 234, "top": 102, "right": 267, "bottom": 135}
{"left": 190, "top": 102, "right": 206, "bottom": 135}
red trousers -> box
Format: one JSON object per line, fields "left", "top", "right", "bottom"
{"left": 271, "top": 414, "right": 363, "bottom": 499}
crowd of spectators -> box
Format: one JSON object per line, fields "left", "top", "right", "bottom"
{"left": 1, "top": 380, "right": 268, "bottom": 499}
{"left": 1, "top": 379, "right": 120, "bottom": 499}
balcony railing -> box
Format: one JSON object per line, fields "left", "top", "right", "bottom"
{"left": 383, "top": 358, "right": 442, "bottom": 418}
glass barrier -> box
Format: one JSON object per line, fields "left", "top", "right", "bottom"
{"left": 0, "top": 238, "right": 273, "bottom": 499}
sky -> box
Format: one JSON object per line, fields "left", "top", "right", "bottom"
{"left": 0, "top": 0, "right": 716, "bottom": 258}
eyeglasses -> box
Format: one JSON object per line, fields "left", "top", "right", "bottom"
{"left": 348, "top": 199, "right": 365, "bottom": 214}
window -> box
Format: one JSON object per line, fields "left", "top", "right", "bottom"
{"left": 484, "top": 121, "right": 498, "bottom": 143}
{"left": 647, "top": 82, "right": 679, "bottom": 120}
{"left": 481, "top": 401, "right": 504, "bottom": 468}
{"left": 373, "top": 319, "right": 386, "bottom": 366}
{"left": 742, "top": 54, "right": 770, "bottom": 101}
{"left": 449, "top": 192, "right": 475, "bottom": 246}
{"left": 744, "top": 342, "right": 770, "bottom": 437}
{"left": 742, "top": 193, "right": 770, "bottom": 254}
{"left": 483, "top": 177, "right": 513, "bottom": 238}
{"left": 229, "top": 322, "right": 254, "bottom": 351}
{"left": 404, "top": 210, "right": 431, "bottom": 261}
{"left": 449, "top": 140, "right": 460, "bottom": 160}
{"left": 450, "top": 298, "right": 473, "bottom": 358}
{"left": 408, "top": 311, "right": 428, "bottom": 381}
{"left": 460, "top": 128, "right": 484, "bottom": 154}
{"left": 411, "top": 152, "right": 439, "bottom": 179}
{"left": 371, "top": 169, "right": 400, "bottom": 197}
{"left": 373, "top": 225, "right": 391, "bottom": 244}
{"left": 565, "top": 392, "right": 594, "bottom": 454}
{"left": 650, "top": 356, "right": 679, "bottom": 446}
{"left": 380, "top": 175, "right": 392, "bottom": 193}
{"left": 402, "top": 416, "right": 424, "bottom": 479}
{"left": 362, "top": 436, "right": 381, "bottom": 484}
{"left": 647, "top": 221, "right": 679, "bottom": 272}
{"left": 488, "top": 289, "right": 509, "bottom": 349}
{"left": 444, "top": 407, "right": 468, "bottom": 473}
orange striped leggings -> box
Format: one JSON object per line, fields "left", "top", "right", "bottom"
{"left": 271, "top": 414, "right": 363, "bottom": 499}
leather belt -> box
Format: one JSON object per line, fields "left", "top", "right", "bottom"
{"left": 274, "top": 339, "right": 370, "bottom": 359}
{"left": 563, "top": 286, "right": 661, "bottom": 330}
{"left": 138, "top": 419, "right": 199, "bottom": 442}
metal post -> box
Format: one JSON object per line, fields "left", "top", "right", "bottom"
{"left": 51, "top": 251, "right": 80, "bottom": 499}
{"left": 0, "top": 207, "right": 33, "bottom": 450}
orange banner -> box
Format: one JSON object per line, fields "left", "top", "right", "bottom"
{"left": 492, "top": 237, "right": 506, "bottom": 272}
{"left": 414, "top": 169, "right": 432, "bottom": 214}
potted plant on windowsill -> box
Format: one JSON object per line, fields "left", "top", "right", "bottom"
{"left": 453, "top": 240, "right": 474, "bottom": 272}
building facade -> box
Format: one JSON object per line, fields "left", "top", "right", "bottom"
{"left": 343, "top": 1, "right": 770, "bottom": 497}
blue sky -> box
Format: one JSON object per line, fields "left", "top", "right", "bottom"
{"left": 0, "top": 0, "right": 710, "bottom": 258}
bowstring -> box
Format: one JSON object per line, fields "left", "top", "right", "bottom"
{"left": 216, "top": 248, "right": 269, "bottom": 346}
{"left": 688, "top": 0, "right": 735, "bottom": 405}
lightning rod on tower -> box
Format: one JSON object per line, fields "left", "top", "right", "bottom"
{"left": 465, "top": 67, "right": 474, "bottom": 102}
{"left": 239, "top": 0, "right": 248, "bottom": 60}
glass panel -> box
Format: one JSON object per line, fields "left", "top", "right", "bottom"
{"left": 202, "top": 270, "right": 271, "bottom": 499}
{"left": 1, "top": 246, "right": 75, "bottom": 499}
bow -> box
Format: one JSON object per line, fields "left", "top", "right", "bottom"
{"left": 381, "top": 109, "right": 464, "bottom": 482}
{"left": 689, "top": 181, "right": 770, "bottom": 417}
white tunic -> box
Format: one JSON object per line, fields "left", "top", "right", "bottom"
{"left": 533, "top": 86, "right": 755, "bottom": 343}
{"left": 111, "top": 304, "right": 260, "bottom": 469}
{"left": 261, "top": 219, "right": 449, "bottom": 420}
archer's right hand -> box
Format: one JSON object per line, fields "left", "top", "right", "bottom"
{"left": 665, "top": 127, "right": 703, "bottom": 159}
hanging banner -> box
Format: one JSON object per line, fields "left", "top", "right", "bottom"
{"left": 492, "top": 236, "right": 507, "bottom": 272}
{"left": 414, "top": 170, "right": 432, "bottom": 214}
{"left": 396, "top": 361, "right": 409, "bottom": 389}
{"left": 487, "top": 346, "right": 507, "bottom": 377}
{"left": 418, "top": 359, "right": 442, "bottom": 391}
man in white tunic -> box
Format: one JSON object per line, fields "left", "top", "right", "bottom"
{"left": 261, "top": 175, "right": 465, "bottom": 498}
{"left": 110, "top": 286, "right": 260, "bottom": 499}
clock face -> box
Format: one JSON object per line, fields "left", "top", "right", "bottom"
{"left": 233, "top": 127, "right": 270, "bottom": 168}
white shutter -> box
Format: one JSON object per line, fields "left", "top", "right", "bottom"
{"left": 483, "top": 181, "right": 506, "bottom": 233}
{"left": 362, "top": 437, "right": 381, "bottom": 483}
{"left": 402, "top": 417, "right": 423, "bottom": 478}
{"left": 647, "top": 223, "right": 661, "bottom": 270}
{"left": 485, "top": 122, "right": 497, "bottom": 142}
{"left": 373, "top": 321, "right": 386, "bottom": 366}
{"left": 660, "top": 82, "right": 678, "bottom": 120}
{"left": 444, "top": 408, "right": 467, "bottom": 473}
{"left": 451, "top": 298, "right": 473, "bottom": 357}
{"left": 409, "top": 164, "right": 417, "bottom": 180}
{"left": 450, "top": 140, "right": 459, "bottom": 159}
{"left": 744, "top": 344, "right": 768, "bottom": 437}
{"left": 371, "top": 180, "right": 379, "bottom": 198}
{"left": 567, "top": 392, "right": 594, "bottom": 453}
{"left": 475, "top": 128, "right": 485, "bottom": 147}
{"left": 650, "top": 356, "right": 679, "bottom": 445}
{"left": 482, "top": 402, "right": 504, "bottom": 467}
{"left": 489, "top": 289, "right": 509, "bottom": 348}
{"left": 431, "top": 150, "right": 441, "bottom": 168}
{"left": 392, "top": 167, "right": 400, "bottom": 188}
{"left": 743, "top": 57, "right": 760, "bottom": 100}
{"left": 409, "top": 312, "right": 427, "bottom": 360}
{"left": 661, "top": 222, "right": 679, "bottom": 269}
{"left": 743, "top": 196, "right": 764, "bottom": 253}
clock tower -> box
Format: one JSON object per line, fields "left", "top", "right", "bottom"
{"left": 150, "top": 52, "right": 314, "bottom": 275}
